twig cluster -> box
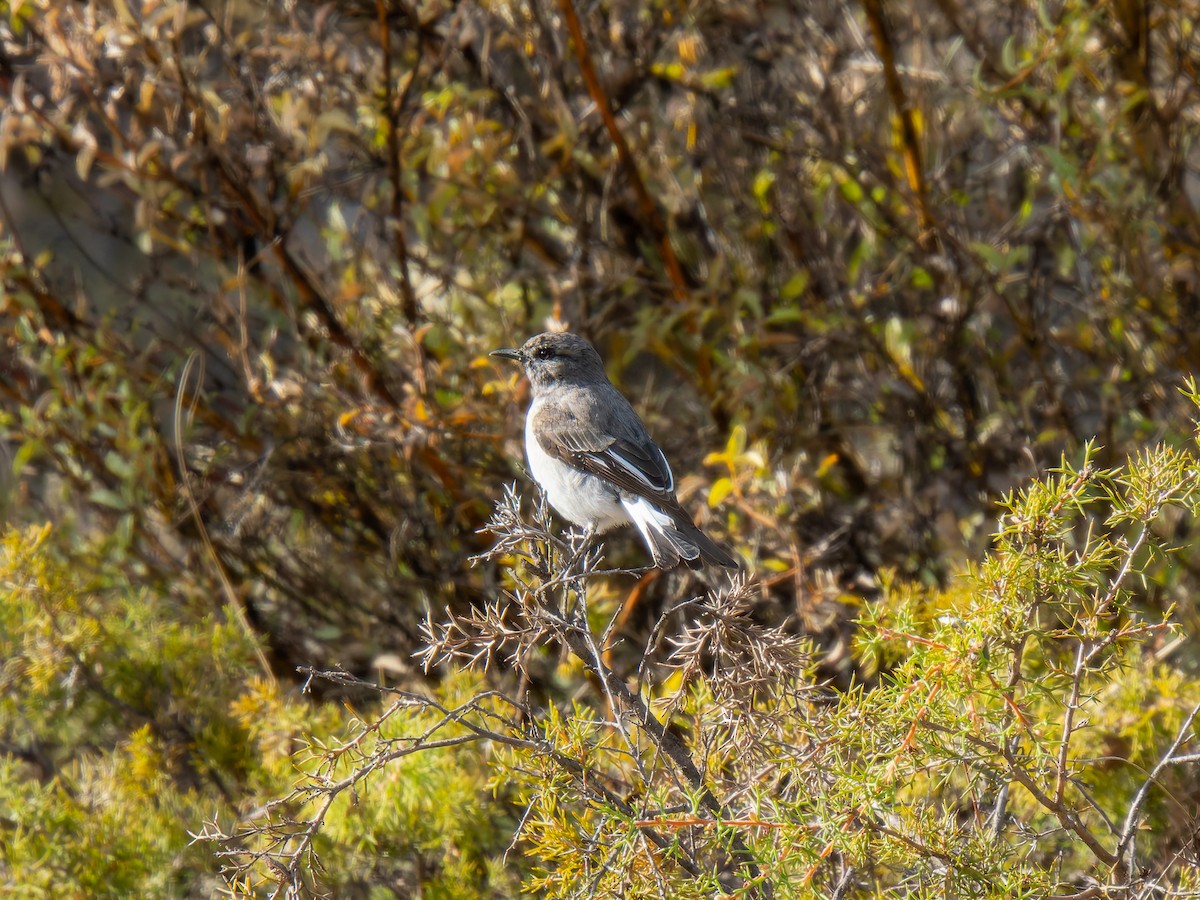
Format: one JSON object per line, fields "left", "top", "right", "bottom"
{"left": 200, "top": 443, "right": 1200, "bottom": 897}
{"left": 200, "top": 489, "right": 823, "bottom": 896}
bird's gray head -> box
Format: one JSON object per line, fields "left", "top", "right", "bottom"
{"left": 491, "top": 332, "right": 609, "bottom": 394}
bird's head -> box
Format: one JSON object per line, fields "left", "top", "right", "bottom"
{"left": 491, "top": 332, "right": 608, "bottom": 393}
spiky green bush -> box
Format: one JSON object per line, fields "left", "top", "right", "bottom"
{"left": 229, "top": 429, "right": 1200, "bottom": 897}
{"left": 0, "top": 524, "right": 521, "bottom": 897}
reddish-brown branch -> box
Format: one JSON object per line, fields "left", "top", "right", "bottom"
{"left": 376, "top": 0, "right": 421, "bottom": 327}
{"left": 860, "top": 0, "right": 935, "bottom": 249}
{"left": 556, "top": 0, "right": 689, "bottom": 301}
{"left": 634, "top": 816, "right": 806, "bottom": 830}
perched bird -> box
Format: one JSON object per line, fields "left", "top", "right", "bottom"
{"left": 491, "top": 332, "right": 741, "bottom": 570}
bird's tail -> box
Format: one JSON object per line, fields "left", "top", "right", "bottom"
{"left": 622, "top": 497, "right": 742, "bottom": 570}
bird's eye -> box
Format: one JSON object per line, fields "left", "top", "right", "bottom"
{"left": 535, "top": 346, "right": 554, "bottom": 360}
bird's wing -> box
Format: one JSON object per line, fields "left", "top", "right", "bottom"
{"left": 532, "top": 402, "right": 676, "bottom": 502}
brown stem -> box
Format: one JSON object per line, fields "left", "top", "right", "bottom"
{"left": 860, "top": 0, "right": 935, "bottom": 249}
{"left": 558, "top": 619, "right": 772, "bottom": 896}
{"left": 555, "top": 0, "right": 690, "bottom": 301}
{"left": 377, "top": 0, "right": 423, "bottom": 327}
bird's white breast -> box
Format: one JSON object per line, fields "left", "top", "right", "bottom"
{"left": 525, "top": 399, "right": 630, "bottom": 532}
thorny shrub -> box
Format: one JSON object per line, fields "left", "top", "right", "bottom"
{"left": 213, "top": 416, "right": 1200, "bottom": 896}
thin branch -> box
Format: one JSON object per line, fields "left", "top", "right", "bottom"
{"left": 551, "top": 614, "right": 771, "bottom": 895}
{"left": 1000, "top": 746, "right": 1119, "bottom": 867}
{"left": 1055, "top": 641, "right": 1086, "bottom": 807}
{"left": 375, "top": 0, "right": 422, "bottom": 326}
{"left": 173, "top": 351, "right": 276, "bottom": 685}
{"left": 859, "top": 0, "right": 936, "bottom": 248}
{"left": 1116, "top": 700, "right": 1200, "bottom": 882}
{"left": 298, "top": 667, "right": 708, "bottom": 879}
{"left": 555, "top": 0, "right": 690, "bottom": 301}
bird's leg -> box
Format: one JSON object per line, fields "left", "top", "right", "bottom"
{"left": 561, "top": 523, "right": 600, "bottom": 578}
{"left": 561, "top": 525, "right": 600, "bottom": 626}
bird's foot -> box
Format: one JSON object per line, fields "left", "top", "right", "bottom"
{"left": 563, "top": 525, "right": 601, "bottom": 574}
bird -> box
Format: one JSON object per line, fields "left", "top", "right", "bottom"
{"left": 491, "top": 331, "right": 741, "bottom": 570}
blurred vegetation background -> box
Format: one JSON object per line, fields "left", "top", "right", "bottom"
{"left": 1, "top": 0, "right": 1199, "bottom": 895}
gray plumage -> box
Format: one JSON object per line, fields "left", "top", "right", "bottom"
{"left": 492, "top": 332, "right": 741, "bottom": 570}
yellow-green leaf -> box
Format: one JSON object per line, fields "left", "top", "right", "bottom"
{"left": 708, "top": 477, "right": 734, "bottom": 508}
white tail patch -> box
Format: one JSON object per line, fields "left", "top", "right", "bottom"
{"left": 621, "top": 496, "right": 699, "bottom": 565}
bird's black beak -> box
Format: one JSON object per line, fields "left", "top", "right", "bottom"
{"left": 490, "top": 348, "right": 522, "bottom": 363}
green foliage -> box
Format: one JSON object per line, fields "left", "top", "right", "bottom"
{"left": 0, "top": 525, "right": 518, "bottom": 897}
{"left": 0, "top": 523, "right": 249, "bottom": 896}
{"left": 301, "top": 437, "right": 1198, "bottom": 897}
{"left": 840, "top": 442, "right": 1200, "bottom": 895}
{"left": 2, "top": 0, "right": 1200, "bottom": 895}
